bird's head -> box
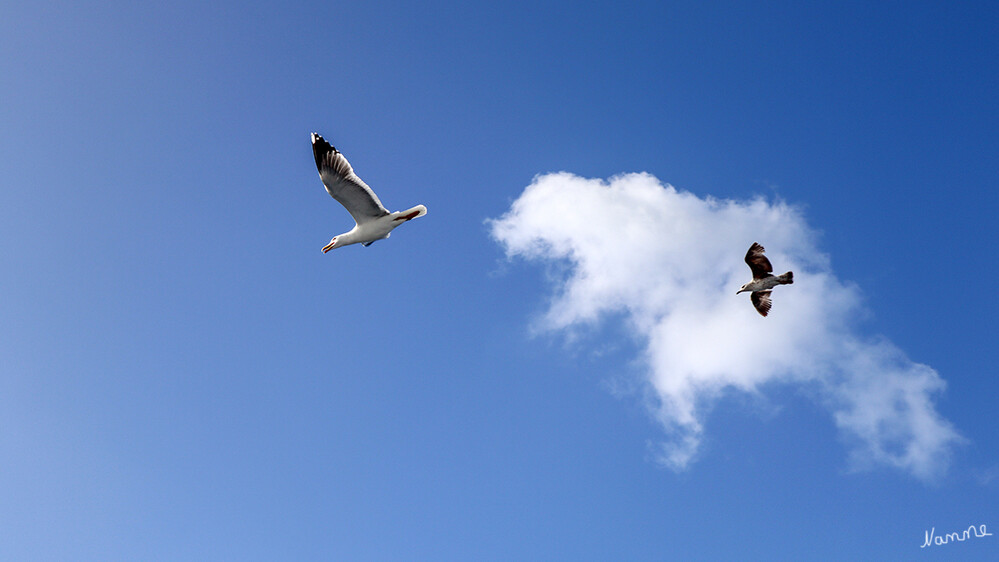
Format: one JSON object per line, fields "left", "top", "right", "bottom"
{"left": 322, "top": 236, "right": 340, "bottom": 253}
{"left": 736, "top": 284, "right": 749, "bottom": 294}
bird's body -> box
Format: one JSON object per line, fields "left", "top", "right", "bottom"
{"left": 311, "top": 132, "right": 426, "bottom": 252}
{"left": 736, "top": 242, "right": 793, "bottom": 317}
{"left": 738, "top": 275, "right": 788, "bottom": 293}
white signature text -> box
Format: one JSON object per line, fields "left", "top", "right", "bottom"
{"left": 920, "top": 524, "right": 992, "bottom": 548}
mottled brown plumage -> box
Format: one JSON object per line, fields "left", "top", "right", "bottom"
{"left": 737, "top": 243, "right": 793, "bottom": 317}
{"left": 745, "top": 242, "right": 773, "bottom": 279}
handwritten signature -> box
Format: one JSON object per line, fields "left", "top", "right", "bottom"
{"left": 921, "top": 524, "right": 992, "bottom": 548}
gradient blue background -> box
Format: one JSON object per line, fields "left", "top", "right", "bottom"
{"left": 2, "top": 1, "right": 997, "bottom": 559}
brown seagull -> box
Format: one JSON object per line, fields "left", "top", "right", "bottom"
{"left": 736, "top": 242, "right": 793, "bottom": 317}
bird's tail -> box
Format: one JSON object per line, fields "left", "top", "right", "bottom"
{"left": 777, "top": 271, "right": 793, "bottom": 284}
{"left": 390, "top": 205, "right": 428, "bottom": 223}
{"left": 406, "top": 204, "right": 427, "bottom": 219}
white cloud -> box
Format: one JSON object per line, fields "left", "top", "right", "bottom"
{"left": 489, "top": 172, "right": 963, "bottom": 480}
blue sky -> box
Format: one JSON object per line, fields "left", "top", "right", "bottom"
{"left": 2, "top": 0, "right": 998, "bottom": 559}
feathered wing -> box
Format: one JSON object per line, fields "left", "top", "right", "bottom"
{"left": 745, "top": 242, "right": 773, "bottom": 279}
{"left": 311, "top": 133, "right": 390, "bottom": 225}
{"left": 751, "top": 290, "right": 772, "bottom": 317}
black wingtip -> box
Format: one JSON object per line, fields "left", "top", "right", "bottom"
{"left": 311, "top": 132, "right": 336, "bottom": 169}
{"left": 311, "top": 132, "right": 339, "bottom": 153}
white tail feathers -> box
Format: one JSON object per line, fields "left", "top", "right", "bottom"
{"left": 390, "top": 205, "right": 428, "bottom": 223}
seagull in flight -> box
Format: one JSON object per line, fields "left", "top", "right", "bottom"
{"left": 311, "top": 132, "right": 426, "bottom": 252}
{"left": 736, "top": 242, "right": 793, "bottom": 317}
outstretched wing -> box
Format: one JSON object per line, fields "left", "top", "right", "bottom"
{"left": 312, "top": 133, "right": 390, "bottom": 225}
{"left": 751, "top": 290, "right": 772, "bottom": 317}
{"left": 745, "top": 242, "right": 773, "bottom": 279}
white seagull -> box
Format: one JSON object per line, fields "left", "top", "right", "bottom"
{"left": 736, "top": 242, "right": 793, "bottom": 317}
{"left": 311, "top": 132, "right": 426, "bottom": 252}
